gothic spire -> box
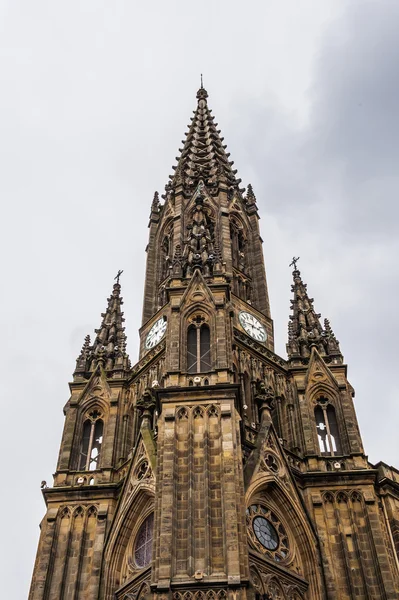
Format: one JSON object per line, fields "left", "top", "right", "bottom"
{"left": 168, "top": 86, "right": 244, "bottom": 194}
{"left": 287, "top": 265, "right": 342, "bottom": 361}
{"left": 73, "top": 277, "right": 130, "bottom": 378}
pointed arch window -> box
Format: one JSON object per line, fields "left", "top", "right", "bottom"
{"left": 134, "top": 513, "right": 154, "bottom": 568}
{"left": 79, "top": 410, "right": 104, "bottom": 471}
{"left": 315, "top": 400, "right": 342, "bottom": 456}
{"left": 187, "top": 323, "right": 211, "bottom": 373}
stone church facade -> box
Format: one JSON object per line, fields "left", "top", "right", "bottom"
{"left": 30, "top": 86, "right": 399, "bottom": 600}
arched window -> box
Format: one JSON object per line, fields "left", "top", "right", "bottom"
{"left": 134, "top": 513, "right": 154, "bottom": 568}
{"left": 79, "top": 411, "right": 104, "bottom": 471}
{"left": 315, "top": 400, "right": 342, "bottom": 456}
{"left": 187, "top": 323, "right": 211, "bottom": 373}
{"left": 187, "top": 325, "right": 197, "bottom": 373}
{"left": 326, "top": 404, "right": 341, "bottom": 454}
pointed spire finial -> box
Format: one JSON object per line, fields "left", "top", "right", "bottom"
{"left": 196, "top": 78, "right": 208, "bottom": 101}
{"left": 114, "top": 269, "right": 123, "bottom": 284}
{"left": 289, "top": 256, "right": 300, "bottom": 271}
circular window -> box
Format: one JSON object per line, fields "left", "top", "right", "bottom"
{"left": 253, "top": 516, "right": 279, "bottom": 550}
{"left": 246, "top": 504, "right": 290, "bottom": 562}
{"left": 134, "top": 513, "right": 154, "bottom": 568}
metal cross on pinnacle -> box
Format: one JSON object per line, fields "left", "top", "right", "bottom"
{"left": 289, "top": 256, "right": 300, "bottom": 270}
{"left": 114, "top": 269, "right": 124, "bottom": 284}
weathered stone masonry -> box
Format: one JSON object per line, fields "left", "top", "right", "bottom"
{"left": 30, "top": 85, "right": 399, "bottom": 600}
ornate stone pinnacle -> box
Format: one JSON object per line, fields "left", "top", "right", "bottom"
{"left": 151, "top": 191, "right": 160, "bottom": 211}
{"left": 246, "top": 183, "right": 257, "bottom": 204}
{"left": 74, "top": 334, "right": 92, "bottom": 376}
{"left": 324, "top": 318, "right": 336, "bottom": 338}
{"left": 79, "top": 335, "right": 91, "bottom": 359}
{"left": 324, "top": 318, "right": 341, "bottom": 355}
{"left": 137, "top": 388, "right": 156, "bottom": 422}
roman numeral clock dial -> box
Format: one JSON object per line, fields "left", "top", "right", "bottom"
{"left": 145, "top": 316, "right": 167, "bottom": 349}
{"left": 239, "top": 311, "right": 267, "bottom": 343}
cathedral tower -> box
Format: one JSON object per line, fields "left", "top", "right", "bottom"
{"left": 30, "top": 86, "right": 399, "bottom": 600}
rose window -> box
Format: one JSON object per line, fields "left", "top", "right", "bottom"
{"left": 246, "top": 504, "right": 290, "bottom": 562}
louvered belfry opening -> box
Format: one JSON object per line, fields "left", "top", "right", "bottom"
{"left": 79, "top": 420, "right": 91, "bottom": 470}
{"left": 78, "top": 416, "right": 104, "bottom": 471}
{"left": 187, "top": 323, "right": 211, "bottom": 374}
{"left": 315, "top": 401, "right": 342, "bottom": 456}
{"left": 187, "top": 325, "right": 197, "bottom": 373}
{"left": 199, "top": 324, "right": 211, "bottom": 371}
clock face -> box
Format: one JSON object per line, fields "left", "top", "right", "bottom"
{"left": 145, "top": 317, "right": 167, "bottom": 349}
{"left": 253, "top": 516, "right": 279, "bottom": 550}
{"left": 239, "top": 311, "right": 267, "bottom": 343}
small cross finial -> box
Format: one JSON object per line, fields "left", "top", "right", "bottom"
{"left": 200, "top": 73, "right": 203, "bottom": 89}
{"left": 289, "top": 256, "right": 300, "bottom": 270}
{"left": 114, "top": 269, "right": 123, "bottom": 284}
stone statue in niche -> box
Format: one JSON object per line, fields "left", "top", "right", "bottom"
{"left": 183, "top": 195, "right": 216, "bottom": 276}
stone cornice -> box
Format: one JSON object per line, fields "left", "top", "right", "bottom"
{"left": 42, "top": 482, "right": 122, "bottom": 505}
{"left": 294, "top": 468, "right": 378, "bottom": 489}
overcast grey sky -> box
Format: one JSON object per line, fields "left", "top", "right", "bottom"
{"left": 1, "top": 1, "right": 398, "bottom": 597}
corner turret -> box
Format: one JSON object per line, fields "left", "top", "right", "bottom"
{"left": 73, "top": 275, "right": 130, "bottom": 380}
{"left": 287, "top": 262, "right": 342, "bottom": 363}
